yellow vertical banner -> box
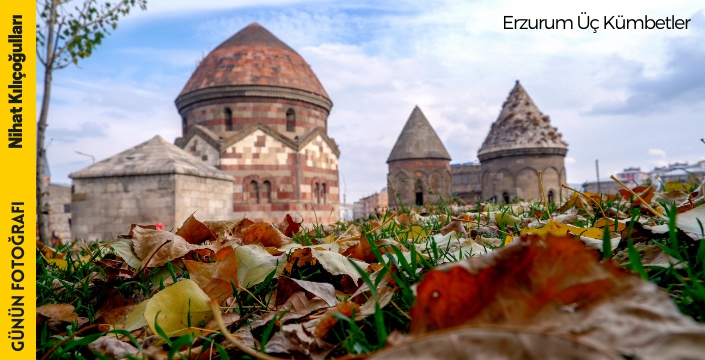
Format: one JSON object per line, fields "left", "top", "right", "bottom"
{"left": 0, "top": 0, "right": 35, "bottom": 357}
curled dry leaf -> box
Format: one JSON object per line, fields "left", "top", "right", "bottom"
{"left": 276, "top": 277, "right": 337, "bottom": 307}
{"left": 131, "top": 226, "right": 217, "bottom": 267}
{"left": 37, "top": 304, "right": 79, "bottom": 326}
{"left": 266, "top": 323, "right": 335, "bottom": 360}
{"left": 409, "top": 234, "right": 705, "bottom": 360}
{"left": 184, "top": 246, "right": 239, "bottom": 302}
{"left": 278, "top": 213, "right": 304, "bottom": 237}
{"left": 175, "top": 214, "right": 217, "bottom": 244}
{"left": 242, "top": 222, "right": 293, "bottom": 248}
{"left": 87, "top": 336, "right": 140, "bottom": 359}
{"left": 203, "top": 217, "right": 254, "bottom": 243}
{"left": 313, "top": 302, "right": 360, "bottom": 339}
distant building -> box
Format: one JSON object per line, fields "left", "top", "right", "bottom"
{"left": 387, "top": 107, "right": 452, "bottom": 207}
{"left": 582, "top": 161, "right": 705, "bottom": 194}
{"left": 70, "top": 136, "right": 233, "bottom": 241}
{"left": 450, "top": 162, "right": 482, "bottom": 202}
{"left": 383, "top": 81, "right": 569, "bottom": 207}
{"left": 353, "top": 188, "right": 389, "bottom": 219}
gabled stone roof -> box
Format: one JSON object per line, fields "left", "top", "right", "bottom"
{"left": 478, "top": 81, "right": 567, "bottom": 159}
{"left": 179, "top": 23, "right": 329, "bottom": 100}
{"left": 387, "top": 106, "right": 451, "bottom": 163}
{"left": 69, "top": 136, "right": 233, "bottom": 181}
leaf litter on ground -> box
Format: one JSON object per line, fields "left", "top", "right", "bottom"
{"left": 36, "top": 177, "right": 705, "bottom": 359}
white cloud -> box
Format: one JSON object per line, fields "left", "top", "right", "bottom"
{"left": 648, "top": 148, "right": 667, "bottom": 158}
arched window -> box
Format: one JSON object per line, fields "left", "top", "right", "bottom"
{"left": 321, "top": 183, "right": 327, "bottom": 204}
{"left": 225, "top": 107, "right": 233, "bottom": 131}
{"left": 286, "top": 109, "right": 295, "bottom": 132}
{"left": 315, "top": 182, "right": 321, "bottom": 204}
{"left": 547, "top": 190, "right": 554, "bottom": 204}
{"left": 502, "top": 192, "right": 510, "bottom": 204}
{"left": 182, "top": 116, "right": 187, "bottom": 128}
{"left": 249, "top": 181, "right": 259, "bottom": 204}
{"left": 415, "top": 179, "right": 424, "bottom": 206}
{"left": 262, "top": 181, "right": 271, "bottom": 204}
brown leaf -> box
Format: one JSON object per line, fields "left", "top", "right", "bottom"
{"left": 266, "top": 323, "right": 335, "bottom": 360}
{"left": 184, "top": 246, "right": 239, "bottom": 303}
{"left": 119, "top": 223, "right": 157, "bottom": 239}
{"left": 619, "top": 186, "right": 655, "bottom": 206}
{"left": 87, "top": 336, "right": 140, "bottom": 359}
{"left": 368, "top": 325, "right": 622, "bottom": 360}
{"left": 439, "top": 220, "right": 468, "bottom": 238}
{"left": 276, "top": 277, "right": 337, "bottom": 307}
{"left": 314, "top": 302, "right": 360, "bottom": 339}
{"left": 242, "top": 222, "right": 293, "bottom": 248}
{"left": 95, "top": 305, "right": 137, "bottom": 326}
{"left": 281, "top": 214, "right": 304, "bottom": 237}
{"left": 37, "top": 304, "right": 79, "bottom": 324}
{"left": 341, "top": 231, "right": 376, "bottom": 263}
{"left": 131, "top": 226, "right": 216, "bottom": 267}
{"left": 175, "top": 214, "right": 217, "bottom": 244}
{"left": 408, "top": 234, "right": 705, "bottom": 360}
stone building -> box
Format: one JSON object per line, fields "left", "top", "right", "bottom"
{"left": 69, "top": 136, "right": 233, "bottom": 241}
{"left": 450, "top": 162, "right": 482, "bottom": 202}
{"left": 175, "top": 23, "right": 340, "bottom": 223}
{"left": 477, "top": 81, "right": 568, "bottom": 203}
{"left": 353, "top": 188, "right": 389, "bottom": 219}
{"left": 387, "top": 106, "right": 452, "bottom": 206}
{"left": 47, "top": 184, "right": 72, "bottom": 240}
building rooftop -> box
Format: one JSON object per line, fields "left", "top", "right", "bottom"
{"left": 478, "top": 81, "right": 567, "bottom": 157}
{"left": 387, "top": 106, "right": 451, "bottom": 163}
{"left": 179, "top": 23, "right": 329, "bottom": 100}
{"left": 69, "top": 136, "right": 233, "bottom": 181}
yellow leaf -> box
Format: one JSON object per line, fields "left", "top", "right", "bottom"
{"left": 321, "top": 234, "right": 335, "bottom": 244}
{"left": 144, "top": 279, "right": 213, "bottom": 337}
{"left": 664, "top": 181, "right": 688, "bottom": 192}
{"left": 125, "top": 300, "right": 149, "bottom": 331}
{"left": 406, "top": 226, "right": 428, "bottom": 243}
{"left": 520, "top": 220, "right": 605, "bottom": 240}
{"left": 494, "top": 213, "right": 522, "bottom": 227}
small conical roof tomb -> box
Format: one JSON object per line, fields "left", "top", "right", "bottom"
{"left": 478, "top": 81, "right": 567, "bottom": 160}
{"left": 387, "top": 106, "right": 451, "bottom": 163}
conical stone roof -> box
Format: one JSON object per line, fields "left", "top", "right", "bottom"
{"left": 179, "top": 23, "right": 329, "bottom": 99}
{"left": 478, "top": 81, "right": 567, "bottom": 160}
{"left": 69, "top": 136, "right": 233, "bottom": 181}
{"left": 387, "top": 106, "right": 451, "bottom": 163}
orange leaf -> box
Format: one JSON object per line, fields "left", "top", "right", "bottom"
{"left": 242, "top": 222, "right": 293, "bottom": 248}
{"left": 176, "top": 214, "right": 217, "bottom": 245}
{"left": 314, "top": 302, "right": 360, "bottom": 339}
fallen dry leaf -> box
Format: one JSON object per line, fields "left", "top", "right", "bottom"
{"left": 242, "top": 222, "right": 293, "bottom": 248}
{"left": 131, "top": 226, "right": 216, "bottom": 267}
{"left": 144, "top": 279, "right": 213, "bottom": 336}
{"left": 409, "top": 234, "right": 705, "bottom": 360}
{"left": 87, "top": 336, "right": 140, "bottom": 359}
{"left": 175, "top": 214, "right": 217, "bottom": 244}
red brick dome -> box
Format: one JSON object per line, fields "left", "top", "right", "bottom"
{"left": 179, "top": 23, "right": 330, "bottom": 100}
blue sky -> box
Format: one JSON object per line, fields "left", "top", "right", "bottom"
{"left": 41, "top": 0, "right": 705, "bottom": 202}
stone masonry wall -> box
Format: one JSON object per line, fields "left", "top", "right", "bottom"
{"left": 174, "top": 175, "right": 233, "bottom": 227}
{"left": 480, "top": 153, "right": 566, "bottom": 202}
{"left": 71, "top": 175, "right": 177, "bottom": 241}
{"left": 388, "top": 159, "right": 451, "bottom": 207}
{"left": 450, "top": 163, "right": 482, "bottom": 202}
{"left": 182, "top": 98, "right": 328, "bottom": 140}
{"left": 48, "top": 184, "right": 72, "bottom": 240}
{"left": 184, "top": 135, "right": 221, "bottom": 167}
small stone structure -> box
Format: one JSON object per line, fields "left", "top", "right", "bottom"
{"left": 387, "top": 106, "right": 452, "bottom": 207}
{"left": 175, "top": 23, "right": 340, "bottom": 223}
{"left": 477, "top": 81, "right": 568, "bottom": 203}
{"left": 69, "top": 136, "right": 233, "bottom": 241}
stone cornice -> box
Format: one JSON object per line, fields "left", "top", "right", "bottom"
{"left": 175, "top": 85, "right": 333, "bottom": 113}
{"left": 478, "top": 147, "right": 567, "bottom": 162}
